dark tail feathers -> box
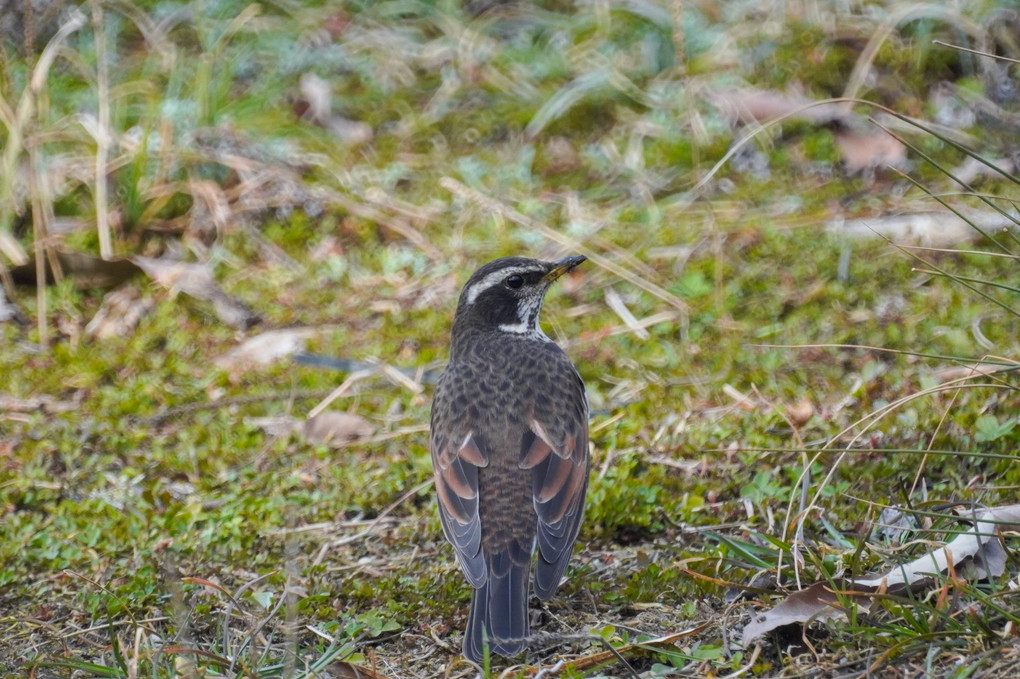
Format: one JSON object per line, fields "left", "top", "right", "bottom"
{"left": 463, "top": 564, "right": 530, "bottom": 663}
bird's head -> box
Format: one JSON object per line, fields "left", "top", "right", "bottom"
{"left": 452, "top": 255, "right": 586, "bottom": 341}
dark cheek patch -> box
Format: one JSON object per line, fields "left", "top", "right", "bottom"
{"left": 478, "top": 287, "right": 523, "bottom": 326}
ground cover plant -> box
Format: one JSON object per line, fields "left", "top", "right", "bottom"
{"left": 1, "top": 0, "right": 1018, "bottom": 677}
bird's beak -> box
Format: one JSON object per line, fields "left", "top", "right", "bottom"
{"left": 542, "top": 255, "right": 587, "bottom": 283}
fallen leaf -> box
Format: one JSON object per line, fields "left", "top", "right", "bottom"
{"left": 246, "top": 415, "right": 301, "bottom": 438}
{"left": 213, "top": 328, "right": 318, "bottom": 369}
{"left": 132, "top": 255, "right": 260, "bottom": 329}
{"left": 834, "top": 128, "right": 910, "bottom": 177}
{"left": 825, "top": 209, "right": 1012, "bottom": 247}
{"left": 710, "top": 88, "right": 848, "bottom": 126}
{"left": 85, "top": 285, "right": 154, "bottom": 339}
{"left": 544, "top": 136, "right": 581, "bottom": 173}
{"left": 742, "top": 581, "right": 872, "bottom": 645}
{"left": 303, "top": 411, "right": 374, "bottom": 446}
{"left": 742, "top": 504, "right": 1020, "bottom": 646}
{"left": 786, "top": 398, "right": 814, "bottom": 426}
{"left": 854, "top": 504, "right": 1020, "bottom": 589}
{"left": 321, "top": 661, "right": 393, "bottom": 679}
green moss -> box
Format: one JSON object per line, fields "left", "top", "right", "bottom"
{"left": 1, "top": 0, "right": 1018, "bottom": 675}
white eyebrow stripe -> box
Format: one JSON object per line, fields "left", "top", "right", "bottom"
{"left": 463, "top": 266, "right": 542, "bottom": 305}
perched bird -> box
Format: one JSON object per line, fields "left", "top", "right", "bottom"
{"left": 430, "top": 255, "right": 590, "bottom": 663}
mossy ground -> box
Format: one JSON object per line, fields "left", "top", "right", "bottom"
{"left": 1, "top": 1, "right": 1018, "bottom": 677}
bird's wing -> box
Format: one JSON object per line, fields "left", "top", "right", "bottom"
{"left": 430, "top": 381, "right": 488, "bottom": 587}
{"left": 519, "top": 369, "right": 589, "bottom": 600}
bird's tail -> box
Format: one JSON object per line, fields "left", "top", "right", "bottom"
{"left": 464, "top": 563, "right": 530, "bottom": 663}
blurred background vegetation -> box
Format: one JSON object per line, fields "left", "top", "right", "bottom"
{"left": 1, "top": 0, "right": 1018, "bottom": 677}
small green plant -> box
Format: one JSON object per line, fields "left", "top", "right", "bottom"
{"left": 33, "top": 572, "right": 368, "bottom": 678}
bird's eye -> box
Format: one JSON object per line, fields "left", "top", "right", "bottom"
{"left": 504, "top": 274, "right": 524, "bottom": 289}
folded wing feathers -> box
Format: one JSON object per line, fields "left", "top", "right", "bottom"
{"left": 434, "top": 432, "right": 488, "bottom": 587}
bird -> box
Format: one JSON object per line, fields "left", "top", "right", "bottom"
{"left": 429, "top": 255, "right": 590, "bottom": 663}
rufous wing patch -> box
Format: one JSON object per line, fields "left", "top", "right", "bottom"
{"left": 458, "top": 433, "right": 487, "bottom": 467}
{"left": 441, "top": 456, "right": 476, "bottom": 499}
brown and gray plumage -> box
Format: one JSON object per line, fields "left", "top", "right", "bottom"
{"left": 430, "top": 255, "right": 589, "bottom": 663}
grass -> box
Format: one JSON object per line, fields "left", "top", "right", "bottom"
{"left": 1, "top": 0, "right": 1019, "bottom": 677}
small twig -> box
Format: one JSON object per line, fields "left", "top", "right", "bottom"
{"left": 62, "top": 570, "right": 148, "bottom": 633}
{"left": 223, "top": 570, "right": 278, "bottom": 669}
{"left": 603, "top": 288, "right": 650, "bottom": 340}
{"left": 324, "top": 424, "right": 430, "bottom": 450}
{"left": 932, "top": 40, "right": 1020, "bottom": 65}
{"left": 307, "top": 369, "right": 376, "bottom": 418}
{"left": 313, "top": 479, "right": 434, "bottom": 565}
{"left": 526, "top": 632, "right": 641, "bottom": 679}
{"left": 141, "top": 389, "right": 335, "bottom": 425}
{"left": 52, "top": 616, "right": 169, "bottom": 640}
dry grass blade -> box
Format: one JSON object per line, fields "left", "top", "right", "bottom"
{"left": 439, "top": 176, "right": 688, "bottom": 312}
{"left": 745, "top": 505, "right": 1020, "bottom": 645}
{"left": 312, "top": 479, "right": 433, "bottom": 565}
{"left": 91, "top": 0, "right": 113, "bottom": 260}
{"left": 603, "top": 288, "right": 650, "bottom": 340}
{"left": 680, "top": 97, "right": 869, "bottom": 200}
{"left": 933, "top": 40, "right": 1020, "bottom": 65}
{"left": 841, "top": 5, "right": 983, "bottom": 106}
{"left": 213, "top": 328, "right": 319, "bottom": 370}
{"left": 0, "top": 9, "right": 87, "bottom": 264}
{"left": 307, "top": 369, "right": 376, "bottom": 419}
{"left": 324, "top": 187, "right": 441, "bottom": 260}
{"left": 783, "top": 376, "right": 1018, "bottom": 585}
{"left": 528, "top": 625, "right": 711, "bottom": 677}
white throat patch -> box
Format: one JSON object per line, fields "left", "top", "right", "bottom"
{"left": 497, "top": 295, "right": 549, "bottom": 340}
{"left": 498, "top": 319, "right": 550, "bottom": 341}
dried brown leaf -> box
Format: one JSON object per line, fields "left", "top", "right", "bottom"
{"left": 826, "top": 210, "right": 1012, "bottom": 247}
{"left": 786, "top": 398, "right": 814, "bottom": 426}
{"left": 834, "top": 128, "right": 909, "bottom": 176}
{"left": 303, "top": 411, "right": 374, "bottom": 446}
{"left": 742, "top": 581, "right": 871, "bottom": 645}
{"left": 132, "top": 255, "right": 260, "bottom": 329}
{"left": 710, "top": 88, "right": 848, "bottom": 126}
{"left": 855, "top": 504, "right": 1020, "bottom": 589}
{"left": 743, "top": 505, "right": 1020, "bottom": 646}
{"left": 245, "top": 415, "right": 302, "bottom": 438}
{"left": 213, "top": 328, "right": 318, "bottom": 370}
{"left": 321, "top": 661, "right": 393, "bottom": 679}
{"left": 85, "top": 285, "right": 154, "bottom": 339}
